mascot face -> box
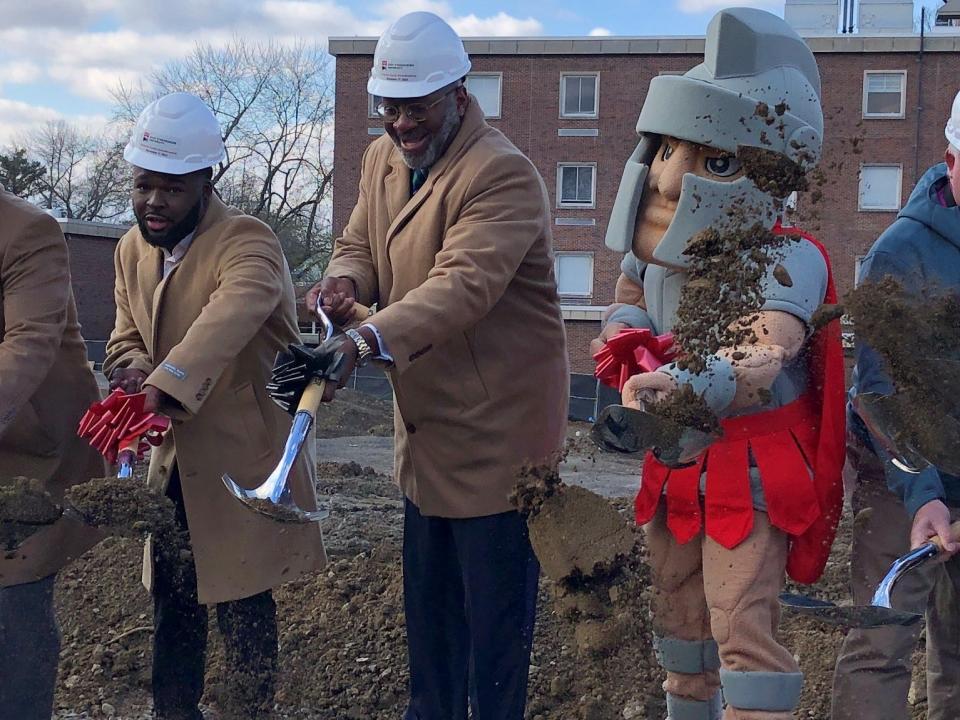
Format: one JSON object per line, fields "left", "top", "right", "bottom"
{"left": 631, "top": 136, "right": 745, "bottom": 266}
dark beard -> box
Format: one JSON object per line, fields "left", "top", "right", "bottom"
{"left": 136, "top": 198, "right": 203, "bottom": 251}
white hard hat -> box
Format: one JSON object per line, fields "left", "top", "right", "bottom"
{"left": 368, "top": 12, "right": 471, "bottom": 99}
{"left": 945, "top": 89, "right": 960, "bottom": 148}
{"left": 123, "top": 92, "right": 226, "bottom": 175}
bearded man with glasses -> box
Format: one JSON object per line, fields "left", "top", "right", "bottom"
{"left": 297, "top": 10, "right": 569, "bottom": 720}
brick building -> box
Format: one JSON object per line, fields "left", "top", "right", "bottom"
{"left": 59, "top": 219, "right": 129, "bottom": 364}
{"left": 328, "top": 19, "right": 960, "bottom": 384}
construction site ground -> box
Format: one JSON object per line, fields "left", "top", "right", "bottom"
{"left": 51, "top": 389, "right": 927, "bottom": 720}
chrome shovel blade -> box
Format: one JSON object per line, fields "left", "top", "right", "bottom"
{"left": 221, "top": 410, "right": 329, "bottom": 524}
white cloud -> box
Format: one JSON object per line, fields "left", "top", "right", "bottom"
{"left": 589, "top": 27, "right": 612, "bottom": 36}
{"left": 0, "top": 99, "right": 61, "bottom": 146}
{"left": 676, "top": 0, "right": 781, "bottom": 13}
{"left": 450, "top": 12, "right": 543, "bottom": 36}
{"left": 0, "top": 61, "right": 42, "bottom": 85}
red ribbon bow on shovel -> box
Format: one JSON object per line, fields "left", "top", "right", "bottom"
{"left": 77, "top": 389, "right": 171, "bottom": 465}
{"left": 593, "top": 328, "right": 678, "bottom": 392}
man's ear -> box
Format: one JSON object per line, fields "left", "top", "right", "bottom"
{"left": 456, "top": 84, "right": 469, "bottom": 117}
{"left": 945, "top": 147, "right": 955, "bottom": 171}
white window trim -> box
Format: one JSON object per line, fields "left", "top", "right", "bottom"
{"left": 862, "top": 70, "right": 907, "bottom": 119}
{"left": 368, "top": 93, "right": 379, "bottom": 119}
{"left": 466, "top": 71, "right": 503, "bottom": 120}
{"left": 556, "top": 162, "right": 597, "bottom": 209}
{"left": 555, "top": 251, "right": 595, "bottom": 298}
{"left": 559, "top": 72, "right": 600, "bottom": 119}
{"left": 858, "top": 163, "right": 903, "bottom": 212}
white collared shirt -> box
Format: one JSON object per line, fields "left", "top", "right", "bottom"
{"left": 161, "top": 231, "right": 196, "bottom": 279}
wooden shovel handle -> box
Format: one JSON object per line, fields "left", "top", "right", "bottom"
{"left": 118, "top": 435, "right": 140, "bottom": 455}
{"left": 349, "top": 303, "right": 373, "bottom": 323}
{"left": 927, "top": 520, "right": 960, "bottom": 550}
{"left": 297, "top": 378, "right": 327, "bottom": 419}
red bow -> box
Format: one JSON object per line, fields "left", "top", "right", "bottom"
{"left": 593, "top": 328, "right": 678, "bottom": 392}
{"left": 77, "top": 389, "right": 171, "bottom": 465}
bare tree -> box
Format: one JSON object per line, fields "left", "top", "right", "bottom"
{"left": 114, "top": 38, "right": 336, "bottom": 280}
{"left": 21, "top": 120, "right": 130, "bottom": 221}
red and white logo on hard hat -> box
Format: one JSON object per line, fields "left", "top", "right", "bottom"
{"left": 143, "top": 131, "right": 151, "bottom": 142}
{"left": 381, "top": 60, "right": 388, "bottom": 70}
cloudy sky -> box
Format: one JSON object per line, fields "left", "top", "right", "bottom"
{"left": 0, "top": 0, "right": 936, "bottom": 144}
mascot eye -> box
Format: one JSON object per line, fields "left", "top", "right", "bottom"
{"left": 705, "top": 155, "right": 741, "bottom": 177}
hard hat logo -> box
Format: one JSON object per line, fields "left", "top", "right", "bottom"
{"left": 368, "top": 12, "right": 470, "bottom": 99}
{"left": 124, "top": 92, "right": 226, "bottom": 176}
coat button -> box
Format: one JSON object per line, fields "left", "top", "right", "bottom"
{"left": 405, "top": 422, "right": 416, "bottom": 434}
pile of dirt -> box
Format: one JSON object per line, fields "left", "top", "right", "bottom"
{"left": 65, "top": 476, "right": 178, "bottom": 538}
{"left": 0, "top": 476, "right": 61, "bottom": 550}
{"left": 313, "top": 389, "right": 393, "bottom": 437}
{"left": 845, "top": 277, "right": 960, "bottom": 473}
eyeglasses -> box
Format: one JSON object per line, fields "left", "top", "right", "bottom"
{"left": 376, "top": 86, "right": 458, "bottom": 123}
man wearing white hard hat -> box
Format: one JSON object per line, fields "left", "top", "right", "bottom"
{"left": 593, "top": 8, "right": 845, "bottom": 719}
{"left": 831, "top": 91, "right": 960, "bottom": 720}
{"left": 105, "top": 91, "right": 325, "bottom": 719}
{"left": 297, "top": 11, "right": 567, "bottom": 720}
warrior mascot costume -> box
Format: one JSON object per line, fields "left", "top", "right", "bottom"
{"left": 598, "top": 8, "right": 845, "bottom": 720}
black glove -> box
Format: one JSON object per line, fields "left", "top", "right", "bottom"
{"left": 267, "top": 338, "right": 349, "bottom": 415}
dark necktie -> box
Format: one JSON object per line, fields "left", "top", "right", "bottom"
{"left": 411, "top": 168, "right": 428, "bottom": 195}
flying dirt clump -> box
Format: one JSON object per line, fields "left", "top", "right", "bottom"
{"left": 844, "top": 276, "right": 960, "bottom": 473}
{"left": 511, "top": 460, "right": 636, "bottom": 655}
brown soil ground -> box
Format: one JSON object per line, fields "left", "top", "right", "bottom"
{"left": 50, "top": 410, "right": 930, "bottom": 719}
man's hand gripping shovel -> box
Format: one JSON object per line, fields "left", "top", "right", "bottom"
{"left": 221, "top": 300, "right": 371, "bottom": 524}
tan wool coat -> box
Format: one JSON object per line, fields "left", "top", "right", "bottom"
{"left": 326, "top": 97, "right": 569, "bottom": 518}
{"left": 104, "top": 195, "right": 325, "bottom": 604}
{"left": 0, "top": 190, "right": 105, "bottom": 587}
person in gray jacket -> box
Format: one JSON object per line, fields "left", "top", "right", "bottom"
{"left": 831, "top": 91, "right": 960, "bottom": 720}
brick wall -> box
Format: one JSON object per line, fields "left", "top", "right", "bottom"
{"left": 332, "top": 45, "right": 960, "bottom": 377}
{"left": 65, "top": 232, "right": 121, "bottom": 342}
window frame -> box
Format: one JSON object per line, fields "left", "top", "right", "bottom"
{"left": 858, "top": 163, "right": 903, "bottom": 212}
{"left": 559, "top": 72, "right": 600, "bottom": 119}
{"left": 556, "top": 162, "right": 597, "bottom": 209}
{"left": 465, "top": 71, "right": 503, "bottom": 120}
{"left": 862, "top": 70, "right": 907, "bottom": 119}
{"left": 368, "top": 93, "right": 379, "bottom": 119}
{"left": 554, "top": 251, "right": 595, "bottom": 298}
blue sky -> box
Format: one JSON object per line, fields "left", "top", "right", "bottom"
{"left": 0, "top": 0, "right": 938, "bottom": 143}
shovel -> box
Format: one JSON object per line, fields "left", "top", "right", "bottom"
{"left": 591, "top": 403, "right": 720, "bottom": 467}
{"left": 221, "top": 300, "right": 371, "bottom": 524}
{"left": 1, "top": 437, "right": 144, "bottom": 552}
{"left": 779, "top": 519, "right": 960, "bottom": 628}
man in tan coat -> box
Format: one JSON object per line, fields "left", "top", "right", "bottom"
{"left": 300, "top": 12, "right": 568, "bottom": 720}
{"left": 104, "top": 92, "right": 325, "bottom": 720}
{"left": 0, "top": 189, "right": 104, "bottom": 719}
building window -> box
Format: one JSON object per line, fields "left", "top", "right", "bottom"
{"left": 557, "top": 163, "right": 596, "bottom": 208}
{"left": 465, "top": 73, "right": 502, "bottom": 119}
{"left": 555, "top": 252, "right": 594, "bottom": 297}
{"left": 368, "top": 93, "right": 379, "bottom": 119}
{"left": 859, "top": 165, "right": 902, "bottom": 211}
{"left": 862, "top": 71, "right": 906, "bottom": 118}
{"left": 560, "top": 73, "right": 599, "bottom": 118}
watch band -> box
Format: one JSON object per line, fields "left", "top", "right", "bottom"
{"left": 345, "top": 328, "right": 373, "bottom": 367}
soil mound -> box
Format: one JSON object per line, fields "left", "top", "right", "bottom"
{"left": 313, "top": 389, "right": 393, "bottom": 438}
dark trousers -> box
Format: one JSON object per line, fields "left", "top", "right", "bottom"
{"left": 152, "top": 468, "right": 278, "bottom": 720}
{"left": 0, "top": 575, "right": 59, "bottom": 720}
{"left": 402, "top": 499, "right": 539, "bottom": 720}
